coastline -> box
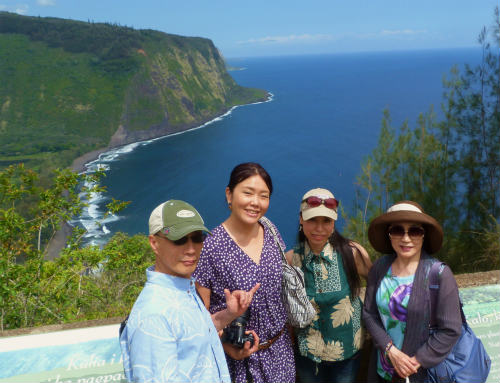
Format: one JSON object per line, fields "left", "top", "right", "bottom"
{"left": 69, "top": 93, "right": 273, "bottom": 175}
{"left": 70, "top": 147, "right": 111, "bottom": 173}
{"left": 45, "top": 147, "right": 120, "bottom": 259}
{"left": 46, "top": 93, "right": 273, "bottom": 257}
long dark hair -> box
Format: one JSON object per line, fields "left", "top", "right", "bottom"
{"left": 298, "top": 226, "right": 361, "bottom": 299}
{"left": 227, "top": 162, "right": 273, "bottom": 194}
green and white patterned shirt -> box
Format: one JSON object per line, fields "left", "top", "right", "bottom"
{"left": 291, "top": 242, "right": 363, "bottom": 363}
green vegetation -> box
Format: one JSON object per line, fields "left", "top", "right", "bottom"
{"left": 0, "top": 11, "right": 144, "bottom": 65}
{"left": 0, "top": 164, "right": 145, "bottom": 330}
{"left": 0, "top": 33, "right": 130, "bottom": 174}
{"left": 0, "top": 12, "right": 267, "bottom": 175}
{"left": 345, "top": 8, "right": 500, "bottom": 273}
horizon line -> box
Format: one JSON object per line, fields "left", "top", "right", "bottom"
{"left": 224, "top": 46, "right": 481, "bottom": 60}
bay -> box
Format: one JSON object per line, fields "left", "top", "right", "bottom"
{"left": 77, "top": 48, "right": 481, "bottom": 248}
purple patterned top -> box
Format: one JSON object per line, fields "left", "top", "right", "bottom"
{"left": 193, "top": 221, "right": 295, "bottom": 383}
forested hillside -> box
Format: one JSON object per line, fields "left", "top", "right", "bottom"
{"left": 0, "top": 12, "right": 267, "bottom": 173}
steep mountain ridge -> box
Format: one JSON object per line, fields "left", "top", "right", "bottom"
{"left": 0, "top": 12, "right": 268, "bottom": 171}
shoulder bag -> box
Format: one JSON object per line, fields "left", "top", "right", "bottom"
{"left": 260, "top": 216, "right": 315, "bottom": 328}
{"left": 427, "top": 262, "right": 491, "bottom": 383}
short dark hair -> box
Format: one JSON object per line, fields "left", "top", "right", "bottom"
{"left": 227, "top": 162, "right": 273, "bottom": 195}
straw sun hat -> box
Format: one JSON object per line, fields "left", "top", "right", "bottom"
{"left": 368, "top": 201, "right": 443, "bottom": 254}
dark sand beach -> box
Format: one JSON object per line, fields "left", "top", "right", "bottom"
{"left": 70, "top": 147, "right": 110, "bottom": 173}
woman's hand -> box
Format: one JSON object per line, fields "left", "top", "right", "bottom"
{"left": 223, "top": 330, "right": 260, "bottom": 360}
{"left": 387, "top": 346, "right": 420, "bottom": 378}
{"left": 225, "top": 283, "right": 261, "bottom": 319}
{"left": 210, "top": 283, "right": 260, "bottom": 331}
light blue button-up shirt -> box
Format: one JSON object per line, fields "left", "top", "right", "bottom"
{"left": 120, "top": 266, "right": 230, "bottom": 383}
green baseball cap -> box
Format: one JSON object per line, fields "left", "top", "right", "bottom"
{"left": 148, "top": 200, "right": 211, "bottom": 240}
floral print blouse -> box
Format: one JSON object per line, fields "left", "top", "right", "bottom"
{"left": 291, "top": 242, "right": 364, "bottom": 363}
{"left": 375, "top": 267, "right": 415, "bottom": 380}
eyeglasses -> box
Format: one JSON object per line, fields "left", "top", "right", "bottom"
{"left": 388, "top": 225, "right": 425, "bottom": 239}
{"left": 302, "top": 196, "right": 339, "bottom": 210}
{"left": 156, "top": 231, "right": 206, "bottom": 246}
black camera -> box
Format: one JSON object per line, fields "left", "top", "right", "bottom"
{"left": 221, "top": 309, "right": 254, "bottom": 348}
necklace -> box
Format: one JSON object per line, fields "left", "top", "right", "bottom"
{"left": 391, "top": 260, "right": 418, "bottom": 277}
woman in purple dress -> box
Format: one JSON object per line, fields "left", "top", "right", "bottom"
{"left": 193, "top": 162, "right": 295, "bottom": 383}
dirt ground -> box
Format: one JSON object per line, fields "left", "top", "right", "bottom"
{"left": 454, "top": 269, "right": 500, "bottom": 287}
{"left": 2, "top": 270, "right": 498, "bottom": 338}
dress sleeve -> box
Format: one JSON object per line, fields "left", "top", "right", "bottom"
{"left": 414, "top": 265, "right": 462, "bottom": 368}
{"left": 129, "top": 315, "right": 182, "bottom": 383}
{"left": 362, "top": 259, "right": 392, "bottom": 351}
{"left": 192, "top": 241, "right": 215, "bottom": 289}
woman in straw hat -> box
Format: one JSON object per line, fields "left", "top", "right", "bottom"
{"left": 362, "top": 201, "right": 462, "bottom": 383}
{"left": 286, "top": 188, "right": 372, "bottom": 383}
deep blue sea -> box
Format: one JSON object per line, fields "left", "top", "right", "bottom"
{"left": 76, "top": 48, "right": 481, "bottom": 248}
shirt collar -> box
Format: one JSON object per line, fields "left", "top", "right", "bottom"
{"left": 304, "top": 241, "right": 336, "bottom": 264}
{"left": 146, "top": 265, "right": 196, "bottom": 293}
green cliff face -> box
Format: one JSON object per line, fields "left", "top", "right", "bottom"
{"left": 0, "top": 12, "right": 268, "bottom": 171}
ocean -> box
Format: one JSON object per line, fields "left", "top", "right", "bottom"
{"left": 75, "top": 48, "right": 481, "bottom": 248}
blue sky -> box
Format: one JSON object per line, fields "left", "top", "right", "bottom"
{"left": 1, "top": 1, "right": 498, "bottom": 57}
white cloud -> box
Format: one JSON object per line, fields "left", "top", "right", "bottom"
{"left": 37, "top": 0, "right": 56, "bottom": 5}
{"left": 0, "top": 3, "right": 29, "bottom": 14}
{"left": 15, "top": 4, "right": 29, "bottom": 14}
{"left": 0, "top": 1, "right": 57, "bottom": 14}
{"left": 238, "top": 34, "right": 335, "bottom": 45}
{"left": 237, "top": 29, "right": 428, "bottom": 46}
{"left": 380, "top": 29, "right": 427, "bottom": 36}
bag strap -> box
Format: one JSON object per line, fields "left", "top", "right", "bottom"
{"left": 119, "top": 314, "right": 129, "bottom": 337}
{"left": 429, "top": 261, "right": 466, "bottom": 327}
{"left": 259, "top": 216, "right": 287, "bottom": 264}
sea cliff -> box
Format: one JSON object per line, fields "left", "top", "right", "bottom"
{"left": 0, "top": 12, "right": 268, "bottom": 171}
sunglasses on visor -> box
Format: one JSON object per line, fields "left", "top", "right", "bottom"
{"left": 302, "top": 196, "right": 339, "bottom": 210}
{"left": 156, "top": 231, "right": 207, "bottom": 246}
{"left": 388, "top": 225, "right": 425, "bottom": 239}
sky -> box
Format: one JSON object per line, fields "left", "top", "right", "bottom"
{"left": 0, "top": 1, "right": 498, "bottom": 57}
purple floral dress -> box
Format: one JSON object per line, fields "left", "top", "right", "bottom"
{"left": 193, "top": 221, "right": 295, "bottom": 383}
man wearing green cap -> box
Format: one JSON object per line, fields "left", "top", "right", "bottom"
{"left": 120, "top": 200, "right": 260, "bottom": 383}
